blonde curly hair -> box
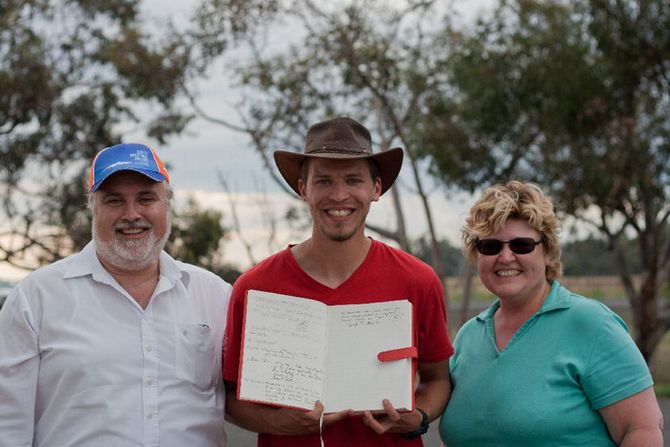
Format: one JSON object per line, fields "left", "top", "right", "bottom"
{"left": 462, "top": 180, "right": 563, "bottom": 281}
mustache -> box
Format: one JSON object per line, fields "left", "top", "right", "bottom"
{"left": 114, "top": 221, "right": 152, "bottom": 231}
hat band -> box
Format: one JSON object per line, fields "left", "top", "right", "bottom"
{"left": 308, "top": 147, "right": 371, "bottom": 155}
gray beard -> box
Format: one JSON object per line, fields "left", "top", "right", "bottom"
{"left": 92, "top": 216, "right": 171, "bottom": 271}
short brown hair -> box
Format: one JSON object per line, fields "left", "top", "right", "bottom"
{"left": 462, "top": 180, "right": 563, "bottom": 281}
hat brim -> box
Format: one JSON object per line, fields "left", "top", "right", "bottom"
{"left": 274, "top": 147, "right": 404, "bottom": 197}
{"left": 90, "top": 167, "right": 167, "bottom": 192}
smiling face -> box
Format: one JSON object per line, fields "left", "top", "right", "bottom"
{"left": 298, "top": 158, "right": 381, "bottom": 244}
{"left": 92, "top": 171, "right": 170, "bottom": 272}
{"left": 477, "top": 218, "right": 550, "bottom": 307}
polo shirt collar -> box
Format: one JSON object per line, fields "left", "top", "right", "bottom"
{"left": 476, "top": 280, "right": 570, "bottom": 322}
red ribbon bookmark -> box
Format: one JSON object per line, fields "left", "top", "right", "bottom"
{"left": 377, "top": 346, "right": 418, "bottom": 362}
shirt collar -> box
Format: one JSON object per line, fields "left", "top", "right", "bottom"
{"left": 63, "top": 241, "right": 190, "bottom": 289}
{"left": 476, "top": 280, "right": 570, "bottom": 322}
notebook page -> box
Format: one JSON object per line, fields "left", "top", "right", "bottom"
{"left": 238, "top": 290, "right": 327, "bottom": 410}
{"left": 323, "top": 300, "right": 413, "bottom": 412}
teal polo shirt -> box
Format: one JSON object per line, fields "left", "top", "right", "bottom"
{"left": 439, "top": 281, "right": 652, "bottom": 446}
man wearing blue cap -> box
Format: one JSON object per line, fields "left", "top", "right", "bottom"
{"left": 0, "top": 143, "right": 231, "bottom": 446}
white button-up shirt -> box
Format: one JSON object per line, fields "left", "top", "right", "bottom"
{"left": 0, "top": 242, "right": 231, "bottom": 447}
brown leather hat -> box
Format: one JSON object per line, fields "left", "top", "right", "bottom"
{"left": 274, "top": 117, "right": 404, "bottom": 196}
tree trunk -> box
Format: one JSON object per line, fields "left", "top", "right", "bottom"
{"left": 387, "top": 185, "right": 409, "bottom": 251}
{"left": 372, "top": 109, "right": 409, "bottom": 251}
{"left": 632, "top": 273, "right": 665, "bottom": 363}
{"left": 610, "top": 230, "right": 666, "bottom": 363}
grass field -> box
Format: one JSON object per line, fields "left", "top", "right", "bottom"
{"left": 444, "top": 275, "right": 670, "bottom": 388}
{"left": 656, "top": 383, "right": 670, "bottom": 398}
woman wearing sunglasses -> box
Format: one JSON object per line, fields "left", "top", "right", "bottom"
{"left": 439, "top": 180, "right": 663, "bottom": 446}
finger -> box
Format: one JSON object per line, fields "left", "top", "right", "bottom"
{"left": 382, "top": 399, "right": 401, "bottom": 422}
{"left": 323, "top": 408, "right": 353, "bottom": 426}
{"left": 274, "top": 407, "right": 320, "bottom": 434}
{"left": 362, "top": 410, "right": 387, "bottom": 434}
{"left": 308, "top": 400, "right": 325, "bottom": 418}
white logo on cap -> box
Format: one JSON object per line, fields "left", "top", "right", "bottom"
{"left": 130, "top": 150, "right": 150, "bottom": 165}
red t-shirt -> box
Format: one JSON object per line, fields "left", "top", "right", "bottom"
{"left": 223, "top": 240, "right": 454, "bottom": 447}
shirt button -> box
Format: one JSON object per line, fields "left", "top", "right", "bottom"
{"left": 145, "top": 379, "right": 154, "bottom": 386}
{"left": 145, "top": 345, "right": 153, "bottom": 352}
{"left": 147, "top": 413, "right": 154, "bottom": 420}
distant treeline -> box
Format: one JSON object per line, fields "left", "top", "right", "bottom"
{"left": 414, "top": 236, "right": 641, "bottom": 277}
{"left": 560, "top": 238, "right": 641, "bottom": 276}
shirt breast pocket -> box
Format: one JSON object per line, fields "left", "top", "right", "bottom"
{"left": 174, "top": 322, "right": 218, "bottom": 389}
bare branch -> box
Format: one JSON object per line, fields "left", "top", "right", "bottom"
{"left": 364, "top": 222, "right": 400, "bottom": 241}
{"left": 182, "top": 84, "right": 251, "bottom": 132}
{"left": 217, "top": 171, "right": 258, "bottom": 266}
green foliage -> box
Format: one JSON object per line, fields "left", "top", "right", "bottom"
{"left": 166, "top": 198, "right": 241, "bottom": 284}
{"left": 0, "top": 0, "right": 286, "bottom": 280}
{"left": 561, "top": 237, "right": 641, "bottom": 276}
{"left": 191, "top": 0, "right": 281, "bottom": 67}
{"left": 416, "top": 0, "right": 670, "bottom": 359}
{"left": 412, "top": 237, "right": 464, "bottom": 277}
{"left": 655, "top": 384, "right": 670, "bottom": 398}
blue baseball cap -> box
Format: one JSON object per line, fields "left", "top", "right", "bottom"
{"left": 88, "top": 143, "right": 170, "bottom": 192}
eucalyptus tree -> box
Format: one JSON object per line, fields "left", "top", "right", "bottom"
{"left": 187, "top": 0, "right": 457, "bottom": 288}
{"left": 167, "top": 198, "right": 242, "bottom": 283}
{"left": 417, "top": 0, "right": 670, "bottom": 361}
{"left": 0, "top": 0, "right": 192, "bottom": 268}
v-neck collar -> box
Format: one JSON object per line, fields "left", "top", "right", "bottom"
{"left": 286, "top": 238, "right": 378, "bottom": 293}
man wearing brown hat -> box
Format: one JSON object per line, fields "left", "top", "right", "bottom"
{"left": 223, "top": 117, "right": 453, "bottom": 446}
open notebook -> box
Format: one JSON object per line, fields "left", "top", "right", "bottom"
{"left": 237, "top": 290, "right": 416, "bottom": 413}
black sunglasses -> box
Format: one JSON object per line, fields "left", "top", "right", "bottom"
{"left": 475, "top": 237, "right": 543, "bottom": 256}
